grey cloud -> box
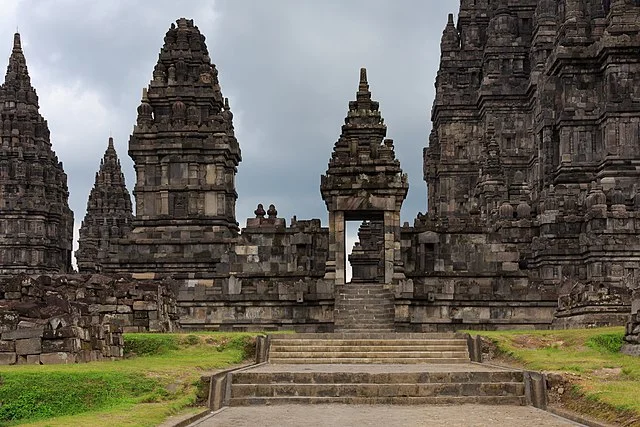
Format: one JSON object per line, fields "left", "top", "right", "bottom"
{"left": 1, "top": 0, "right": 458, "bottom": 238}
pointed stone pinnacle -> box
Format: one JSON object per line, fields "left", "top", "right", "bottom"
{"left": 13, "top": 33, "right": 21, "bottom": 51}
{"left": 359, "top": 68, "right": 368, "bottom": 91}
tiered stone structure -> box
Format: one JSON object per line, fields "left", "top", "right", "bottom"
{"left": 0, "top": 33, "right": 73, "bottom": 274}
{"left": 349, "top": 221, "right": 384, "bottom": 283}
{"left": 414, "top": 0, "right": 640, "bottom": 329}
{"left": 102, "top": 18, "right": 241, "bottom": 276}
{"left": 321, "top": 68, "right": 409, "bottom": 286}
{"left": 3, "top": 5, "right": 640, "bottom": 334}
{"left": 76, "top": 137, "right": 133, "bottom": 273}
{"left": 321, "top": 69, "right": 408, "bottom": 331}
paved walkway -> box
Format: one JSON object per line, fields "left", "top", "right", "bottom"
{"left": 191, "top": 404, "right": 584, "bottom": 427}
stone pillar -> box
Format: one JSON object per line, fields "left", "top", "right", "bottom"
{"left": 324, "top": 210, "right": 345, "bottom": 285}
{"left": 384, "top": 210, "right": 405, "bottom": 285}
{"left": 384, "top": 211, "right": 395, "bottom": 284}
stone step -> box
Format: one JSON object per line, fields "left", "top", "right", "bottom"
{"left": 270, "top": 345, "right": 468, "bottom": 352}
{"left": 270, "top": 333, "right": 463, "bottom": 339}
{"left": 337, "top": 292, "right": 393, "bottom": 297}
{"left": 231, "top": 382, "right": 526, "bottom": 399}
{"left": 335, "top": 314, "right": 395, "bottom": 319}
{"left": 229, "top": 395, "right": 527, "bottom": 406}
{"left": 270, "top": 351, "right": 469, "bottom": 359}
{"left": 268, "top": 357, "right": 470, "bottom": 364}
{"left": 269, "top": 339, "right": 467, "bottom": 346}
{"left": 232, "top": 371, "right": 525, "bottom": 385}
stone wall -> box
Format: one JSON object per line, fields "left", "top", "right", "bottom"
{"left": 623, "top": 287, "right": 640, "bottom": 356}
{"left": 0, "top": 274, "right": 178, "bottom": 364}
{"left": 398, "top": 221, "right": 557, "bottom": 331}
{"left": 176, "top": 213, "right": 334, "bottom": 331}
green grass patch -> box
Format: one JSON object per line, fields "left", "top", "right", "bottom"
{"left": 0, "top": 332, "right": 262, "bottom": 427}
{"left": 471, "top": 327, "right": 640, "bottom": 424}
{"left": 586, "top": 332, "right": 625, "bottom": 354}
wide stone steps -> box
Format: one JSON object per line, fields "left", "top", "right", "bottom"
{"left": 232, "top": 382, "right": 525, "bottom": 398}
{"left": 271, "top": 351, "right": 468, "bottom": 359}
{"left": 271, "top": 345, "right": 467, "bottom": 352}
{"left": 277, "top": 333, "right": 464, "bottom": 339}
{"left": 233, "top": 369, "right": 524, "bottom": 384}
{"left": 268, "top": 357, "right": 470, "bottom": 364}
{"left": 232, "top": 371, "right": 525, "bottom": 384}
{"left": 229, "top": 395, "right": 527, "bottom": 406}
{"left": 229, "top": 370, "right": 527, "bottom": 406}
{"left": 269, "top": 336, "right": 470, "bottom": 364}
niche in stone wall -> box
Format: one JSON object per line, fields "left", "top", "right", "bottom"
{"left": 169, "top": 192, "right": 188, "bottom": 217}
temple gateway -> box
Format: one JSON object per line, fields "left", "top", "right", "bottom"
{"left": 1, "top": 3, "right": 640, "bottom": 346}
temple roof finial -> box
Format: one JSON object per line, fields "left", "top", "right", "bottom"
{"left": 13, "top": 32, "right": 21, "bottom": 52}
{"left": 358, "top": 67, "right": 369, "bottom": 93}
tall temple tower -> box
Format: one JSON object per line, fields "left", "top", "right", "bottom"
{"left": 416, "top": 0, "right": 640, "bottom": 327}
{"left": 0, "top": 33, "right": 74, "bottom": 274}
{"left": 321, "top": 68, "right": 408, "bottom": 285}
{"left": 103, "top": 18, "right": 241, "bottom": 276}
{"left": 76, "top": 137, "right": 133, "bottom": 273}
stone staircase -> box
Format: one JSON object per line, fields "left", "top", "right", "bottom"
{"left": 227, "top": 333, "right": 528, "bottom": 406}
{"left": 267, "top": 333, "right": 470, "bottom": 364}
{"left": 334, "top": 282, "right": 395, "bottom": 332}
{"left": 229, "top": 368, "right": 526, "bottom": 406}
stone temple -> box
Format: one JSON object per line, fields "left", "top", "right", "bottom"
{"left": 2, "top": 2, "right": 640, "bottom": 337}
{"left": 0, "top": 34, "right": 73, "bottom": 274}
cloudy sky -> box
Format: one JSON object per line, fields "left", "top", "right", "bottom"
{"left": 0, "top": 0, "right": 457, "bottom": 260}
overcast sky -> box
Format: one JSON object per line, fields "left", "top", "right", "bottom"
{"left": 0, "top": 0, "right": 458, "bottom": 259}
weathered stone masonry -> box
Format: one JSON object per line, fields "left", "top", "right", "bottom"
{"left": 0, "top": 33, "right": 74, "bottom": 274}
{"left": 2, "top": 3, "right": 640, "bottom": 338}
{"left": 0, "top": 274, "right": 177, "bottom": 365}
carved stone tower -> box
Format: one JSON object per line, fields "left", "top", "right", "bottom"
{"left": 0, "top": 33, "right": 73, "bottom": 274}
{"left": 321, "top": 68, "right": 408, "bottom": 285}
{"left": 103, "top": 18, "right": 241, "bottom": 276}
{"left": 76, "top": 137, "right": 133, "bottom": 273}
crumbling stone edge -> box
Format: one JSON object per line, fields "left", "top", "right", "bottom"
{"left": 466, "top": 333, "right": 613, "bottom": 427}
{"left": 168, "top": 336, "right": 268, "bottom": 427}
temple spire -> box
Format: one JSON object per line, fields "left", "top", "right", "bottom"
{"left": 0, "top": 32, "right": 73, "bottom": 274}
{"left": 76, "top": 137, "right": 133, "bottom": 273}
{"left": 440, "top": 13, "right": 460, "bottom": 52}
{"left": 13, "top": 32, "right": 21, "bottom": 51}
{"left": 359, "top": 67, "right": 368, "bottom": 91}
{"left": 5, "top": 32, "right": 30, "bottom": 84}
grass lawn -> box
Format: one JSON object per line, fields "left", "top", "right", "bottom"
{"left": 0, "top": 332, "right": 261, "bottom": 427}
{"left": 472, "top": 327, "right": 640, "bottom": 425}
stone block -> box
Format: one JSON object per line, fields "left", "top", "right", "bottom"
{"left": 88, "top": 304, "right": 118, "bottom": 313}
{"left": 502, "top": 262, "right": 519, "bottom": 272}
{"left": 15, "top": 338, "right": 42, "bottom": 355}
{"left": 0, "top": 340, "right": 15, "bottom": 352}
{"left": 133, "top": 301, "right": 158, "bottom": 311}
{"left": 2, "top": 327, "right": 44, "bottom": 340}
{"left": 116, "top": 305, "right": 132, "bottom": 313}
{"left": 26, "top": 354, "right": 41, "bottom": 364}
{"left": 40, "top": 352, "right": 76, "bottom": 365}
{"left": 0, "top": 353, "right": 17, "bottom": 365}
{"left": 132, "top": 272, "right": 155, "bottom": 280}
